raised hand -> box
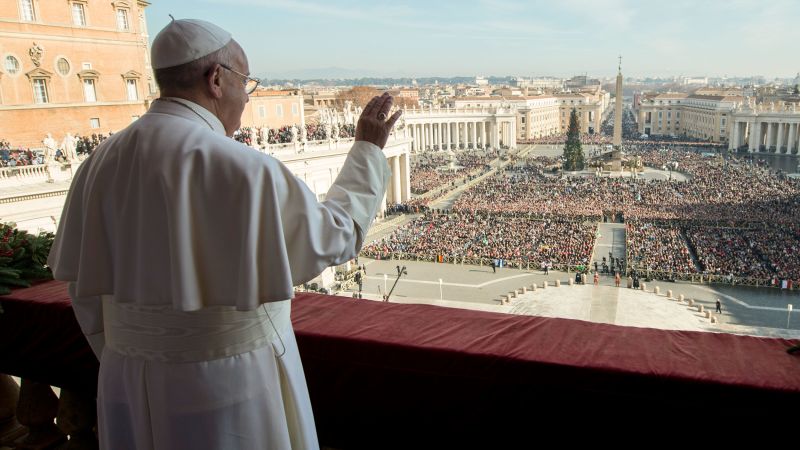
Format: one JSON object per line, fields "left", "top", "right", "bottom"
{"left": 355, "top": 92, "right": 403, "bottom": 149}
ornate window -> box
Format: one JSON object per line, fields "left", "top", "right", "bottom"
{"left": 78, "top": 69, "right": 100, "bottom": 103}
{"left": 111, "top": 0, "right": 131, "bottom": 31}
{"left": 83, "top": 79, "right": 97, "bottom": 102}
{"left": 116, "top": 8, "right": 130, "bottom": 30}
{"left": 26, "top": 67, "right": 52, "bottom": 104}
{"left": 126, "top": 79, "right": 137, "bottom": 100}
{"left": 121, "top": 70, "right": 140, "bottom": 101}
{"left": 4, "top": 56, "right": 20, "bottom": 76}
{"left": 32, "top": 79, "right": 48, "bottom": 103}
{"left": 71, "top": 2, "right": 87, "bottom": 26}
{"left": 20, "top": 0, "right": 35, "bottom": 21}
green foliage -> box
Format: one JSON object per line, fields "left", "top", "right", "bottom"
{"left": 0, "top": 223, "right": 54, "bottom": 295}
{"left": 562, "top": 109, "right": 585, "bottom": 171}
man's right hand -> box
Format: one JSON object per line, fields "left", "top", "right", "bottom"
{"left": 355, "top": 92, "right": 403, "bottom": 149}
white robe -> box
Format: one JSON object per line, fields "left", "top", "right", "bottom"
{"left": 48, "top": 97, "right": 391, "bottom": 449}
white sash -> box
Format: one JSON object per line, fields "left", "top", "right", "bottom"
{"left": 102, "top": 296, "right": 290, "bottom": 363}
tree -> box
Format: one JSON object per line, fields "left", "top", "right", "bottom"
{"left": 336, "top": 86, "right": 381, "bottom": 109}
{"left": 562, "top": 109, "right": 585, "bottom": 171}
{"left": 794, "top": 84, "right": 799, "bottom": 95}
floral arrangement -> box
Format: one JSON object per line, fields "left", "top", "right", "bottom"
{"left": 0, "top": 222, "right": 54, "bottom": 294}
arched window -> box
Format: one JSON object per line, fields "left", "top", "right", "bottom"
{"left": 4, "top": 56, "right": 20, "bottom": 76}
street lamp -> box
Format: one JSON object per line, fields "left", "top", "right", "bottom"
{"left": 439, "top": 278, "right": 443, "bottom": 301}
{"left": 788, "top": 304, "right": 793, "bottom": 329}
{"left": 384, "top": 266, "right": 407, "bottom": 302}
{"left": 384, "top": 274, "right": 388, "bottom": 300}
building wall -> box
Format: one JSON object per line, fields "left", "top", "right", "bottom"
{"left": 0, "top": 0, "right": 152, "bottom": 147}
{"left": 241, "top": 90, "right": 305, "bottom": 129}
{"left": 637, "top": 93, "right": 741, "bottom": 142}
{"left": 450, "top": 95, "right": 603, "bottom": 140}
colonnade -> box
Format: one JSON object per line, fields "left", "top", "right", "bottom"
{"left": 729, "top": 109, "right": 800, "bottom": 153}
{"left": 407, "top": 119, "right": 516, "bottom": 152}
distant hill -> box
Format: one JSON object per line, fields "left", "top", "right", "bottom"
{"left": 260, "top": 70, "right": 515, "bottom": 86}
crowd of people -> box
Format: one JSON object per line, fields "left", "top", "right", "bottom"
{"left": 410, "top": 150, "right": 495, "bottom": 194}
{"left": 233, "top": 123, "right": 358, "bottom": 147}
{"left": 390, "top": 142, "right": 800, "bottom": 285}
{"left": 448, "top": 148, "right": 800, "bottom": 226}
{"left": 0, "top": 140, "right": 41, "bottom": 167}
{"left": 626, "top": 221, "right": 697, "bottom": 274}
{"left": 0, "top": 133, "right": 111, "bottom": 167}
{"left": 362, "top": 212, "right": 597, "bottom": 270}
{"left": 519, "top": 132, "right": 613, "bottom": 146}
{"left": 627, "top": 220, "right": 800, "bottom": 282}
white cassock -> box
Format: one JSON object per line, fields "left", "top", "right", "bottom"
{"left": 48, "top": 97, "right": 391, "bottom": 450}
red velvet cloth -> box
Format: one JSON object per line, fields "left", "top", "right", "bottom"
{"left": 2, "top": 281, "right": 800, "bottom": 443}
{"left": 0, "top": 281, "right": 99, "bottom": 396}
{"left": 292, "top": 293, "right": 800, "bottom": 445}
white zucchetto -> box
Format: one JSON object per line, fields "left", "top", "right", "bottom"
{"left": 151, "top": 17, "right": 232, "bottom": 70}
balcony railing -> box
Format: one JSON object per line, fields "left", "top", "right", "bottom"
{"left": 1, "top": 281, "right": 799, "bottom": 447}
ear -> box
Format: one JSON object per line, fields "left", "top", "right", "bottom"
{"left": 205, "top": 63, "right": 224, "bottom": 99}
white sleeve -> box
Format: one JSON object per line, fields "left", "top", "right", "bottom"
{"left": 280, "top": 140, "right": 391, "bottom": 285}
{"left": 68, "top": 282, "right": 105, "bottom": 359}
{"left": 323, "top": 141, "right": 391, "bottom": 249}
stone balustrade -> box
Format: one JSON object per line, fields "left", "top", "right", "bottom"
{"left": 0, "top": 163, "right": 76, "bottom": 190}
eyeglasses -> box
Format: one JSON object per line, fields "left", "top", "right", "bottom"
{"left": 219, "top": 63, "right": 260, "bottom": 95}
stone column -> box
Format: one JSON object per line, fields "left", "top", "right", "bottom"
{"left": 730, "top": 121, "right": 739, "bottom": 150}
{"left": 471, "top": 121, "right": 477, "bottom": 149}
{"left": 749, "top": 121, "right": 758, "bottom": 152}
{"left": 789, "top": 123, "right": 798, "bottom": 153}
{"left": 392, "top": 155, "right": 401, "bottom": 205}
{"left": 400, "top": 152, "right": 411, "bottom": 201}
{"left": 767, "top": 122, "right": 775, "bottom": 151}
{"left": 777, "top": 123, "right": 785, "bottom": 152}
{"left": 379, "top": 189, "right": 387, "bottom": 218}
{"left": 454, "top": 122, "right": 460, "bottom": 149}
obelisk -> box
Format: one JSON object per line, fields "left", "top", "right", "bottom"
{"left": 613, "top": 56, "right": 623, "bottom": 149}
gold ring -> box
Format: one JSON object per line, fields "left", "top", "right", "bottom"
{"left": 378, "top": 112, "right": 387, "bottom": 120}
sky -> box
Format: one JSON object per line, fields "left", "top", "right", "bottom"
{"left": 146, "top": 0, "right": 800, "bottom": 80}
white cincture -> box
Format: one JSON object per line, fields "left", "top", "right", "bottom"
{"left": 102, "top": 296, "right": 290, "bottom": 363}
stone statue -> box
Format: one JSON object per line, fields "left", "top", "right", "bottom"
{"left": 343, "top": 101, "right": 355, "bottom": 125}
{"left": 60, "top": 133, "right": 78, "bottom": 162}
{"left": 42, "top": 133, "right": 57, "bottom": 164}
{"left": 290, "top": 125, "right": 298, "bottom": 143}
{"left": 318, "top": 122, "right": 327, "bottom": 140}
{"left": 331, "top": 123, "right": 340, "bottom": 140}
{"left": 28, "top": 42, "right": 44, "bottom": 67}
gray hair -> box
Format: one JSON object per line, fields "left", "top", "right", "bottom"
{"left": 153, "top": 43, "right": 236, "bottom": 93}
